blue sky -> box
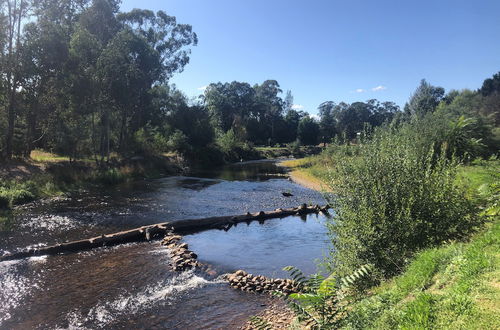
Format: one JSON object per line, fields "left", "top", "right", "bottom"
{"left": 121, "top": 0, "right": 500, "bottom": 115}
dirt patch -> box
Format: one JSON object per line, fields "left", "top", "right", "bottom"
{"left": 0, "top": 160, "right": 46, "bottom": 181}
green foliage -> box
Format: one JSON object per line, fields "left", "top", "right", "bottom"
{"left": 0, "top": 181, "right": 36, "bottom": 209}
{"left": 214, "top": 129, "right": 259, "bottom": 162}
{"left": 326, "top": 119, "right": 481, "bottom": 278}
{"left": 279, "top": 265, "right": 372, "bottom": 329}
{"left": 404, "top": 79, "right": 445, "bottom": 117}
{"left": 216, "top": 129, "right": 241, "bottom": 154}
{"left": 166, "top": 130, "right": 189, "bottom": 153}
{"left": 133, "top": 127, "right": 169, "bottom": 156}
{"left": 297, "top": 116, "right": 320, "bottom": 146}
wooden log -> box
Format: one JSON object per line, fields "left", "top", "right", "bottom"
{"left": 0, "top": 204, "right": 330, "bottom": 262}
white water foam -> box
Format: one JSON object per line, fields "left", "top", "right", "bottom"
{"left": 60, "top": 270, "right": 225, "bottom": 329}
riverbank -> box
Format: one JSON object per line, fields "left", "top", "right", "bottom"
{"left": 280, "top": 157, "right": 332, "bottom": 192}
{"left": 0, "top": 150, "right": 186, "bottom": 210}
{"left": 0, "top": 146, "right": 327, "bottom": 210}
{"left": 256, "top": 155, "right": 500, "bottom": 329}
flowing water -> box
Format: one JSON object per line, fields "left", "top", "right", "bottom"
{"left": 0, "top": 160, "right": 331, "bottom": 329}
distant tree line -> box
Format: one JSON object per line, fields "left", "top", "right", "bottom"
{"left": 1, "top": 0, "right": 498, "bottom": 164}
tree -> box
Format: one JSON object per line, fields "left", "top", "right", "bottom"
{"left": 318, "top": 101, "right": 337, "bottom": 145}
{"left": 480, "top": 71, "right": 500, "bottom": 96}
{"left": 297, "top": 115, "right": 319, "bottom": 145}
{"left": 404, "top": 79, "right": 445, "bottom": 117}
{"left": 253, "top": 80, "right": 283, "bottom": 145}
{"left": 478, "top": 72, "right": 500, "bottom": 125}
{"left": 204, "top": 81, "right": 256, "bottom": 135}
{"left": 1, "top": 0, "right": 31, "bottom": 159}
{"left": 283, "top": 90, "right": 293, "bottom": 113}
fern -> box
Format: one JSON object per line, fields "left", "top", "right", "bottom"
{"left": 280, "top": 264, "right": 373, "bottom": 329}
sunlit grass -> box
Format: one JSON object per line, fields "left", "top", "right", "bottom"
{"left": 30, "top": 149, "right": 70, "bottom": 163}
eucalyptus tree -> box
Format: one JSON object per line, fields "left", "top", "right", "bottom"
{"left": 204, "top": 81, "right": 256, "bottom": 136}
{"left": 1, "top": 0, "right": 31, "bottom": 159}
{"left": 318, "top": 101, "right": 337, "bottom": 145}
{"left": 253, "top": 79, "right": 283, "bottom": 145}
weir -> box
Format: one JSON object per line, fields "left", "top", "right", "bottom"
{"left": 0, "top": 204, "right": 330, "bottom": 262}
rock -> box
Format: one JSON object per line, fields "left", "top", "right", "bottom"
{"left": 282, "top": 192, "right": 293, "bottom": 197}
{"left": 177, "top": 243, "right": 188, "bottom": 249}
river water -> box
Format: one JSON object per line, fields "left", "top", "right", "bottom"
{"left": 0, "top": 160, "right": 331, "bottom": 329}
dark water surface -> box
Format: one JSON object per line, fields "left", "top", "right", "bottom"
{"left": 0, "top": 160, "right": 330, "bottom": 329}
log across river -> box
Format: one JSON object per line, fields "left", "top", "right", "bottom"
{"left": 0, "top": 203, "right": 330, "bottom": 262}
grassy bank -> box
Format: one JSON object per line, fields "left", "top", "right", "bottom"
{"left": 345, "top": 219, "right": 499, "bottom": 329}
{"left": 0, "top": 150, "right": 185, "bottom": 210}
{"left": 280, "top": 147, "right": 342, "bottom": 192}
{"left": 281, "top": 155, "right": 499, "bottom": 329}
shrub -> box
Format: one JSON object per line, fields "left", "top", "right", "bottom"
{"left": 326, "top": 121, "right": 481, "bottom": 278}
{"left": 0, "top": 182, "right": 36, "bottom": 208}
{"left": 167, "top": 129, "right": 189, "bottom": 153}
{"left": 216, "top": 129, "right": 242, "bottom": 155}
{"left": 133, "top": 127, "right": 169, "bottom": 156}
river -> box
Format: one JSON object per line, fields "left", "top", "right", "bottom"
{"left": 0, "top": 160, "right": 331, "bottom": 329}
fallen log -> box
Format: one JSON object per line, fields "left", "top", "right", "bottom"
{"left": 0, "top": 204, "right": 330, "bottom": 262}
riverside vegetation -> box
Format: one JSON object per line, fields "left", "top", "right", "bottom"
{"left": 269, "top": 78, "right": 499, "bottom": 329}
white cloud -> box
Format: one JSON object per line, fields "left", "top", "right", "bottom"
{"left": 355, "top": 88, "right": 365, "bottom": 93}
{"left": 371, "top": 85, "right": 387, "bottom": 92}
{"left": 291, "top": 104, "right": 304, "bottom": 110}
{"left": 310, "top": 114, "right": 320, "bottom": 121}
{"left": 197, "top": 85, "right": 208, "bottom": 91}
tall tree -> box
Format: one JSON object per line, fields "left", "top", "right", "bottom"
{"left": 318, "top": 101, "right": 336, "bottom": 145}
{"left": 404, "top": 79, "right": 445, "bottom": 118}
{"left": 1, "top": 0, "right": 30, "bottom": 159}
{"left": 297, "top": 115, "right": 319, "bottom": 146}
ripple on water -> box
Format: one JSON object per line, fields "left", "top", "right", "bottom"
{"left": 59, "top": 269, "right": 225, "bottom": 329}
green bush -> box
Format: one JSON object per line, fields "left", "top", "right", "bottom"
{"left": 326, "top": 121, "right": 481, "bottom": 279}
{"left": 133, "top": 127, "right": 169, "bottom": 156}
{"left": 167, "top": 129, "right": 189, "bottom": 152}
{"left": 0, "top": 182, "right": 36, "bottom": 208}
{"left": 216, "top": 129, "right": 242, "bottom": 155}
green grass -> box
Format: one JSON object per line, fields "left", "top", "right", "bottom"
{"left": 457, "top": 159, "right": 500, "bottom": 193}
{"left": 30, "top": 149, "right": 71, "bottom": 163}
{"left": 282, "top": 155, "right": 332, "bottom": 183}
{"left": 344, "top": 220, "right": 499, "bottom": 329}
